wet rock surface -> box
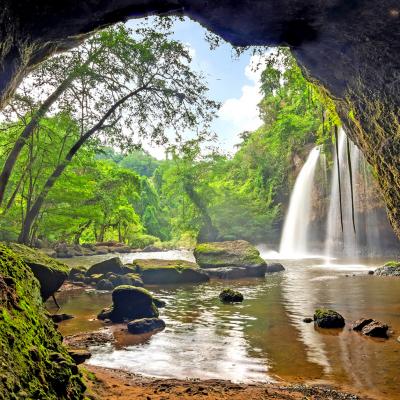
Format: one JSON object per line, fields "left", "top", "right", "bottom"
{"left": 127, "top": 317, "right": 166, "bottom": 334}
{"left": 314, "top": 309, "right": 345, "bottom": 329}
{"left": 98, "top": 285, "right": 159, "bottom": 323}
{"left": 374, "top": 262, "right": 400, "bottom": 276}
{"left": 67, "top": 348, "right": 91, "bottom": 364}
{"left": 219, "top": 288, "right": 244, "bottom": 303}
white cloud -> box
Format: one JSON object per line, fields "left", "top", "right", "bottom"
{"left": 218, "top": 54, "right": 267, "bottom": 135}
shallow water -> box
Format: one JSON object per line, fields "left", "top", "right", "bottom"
{"left": 50, "top": 252, "right": 400, "bottom": 399}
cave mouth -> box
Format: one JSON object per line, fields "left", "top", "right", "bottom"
{"left": 1, "top": 4, "right": 400, "bottom": 399}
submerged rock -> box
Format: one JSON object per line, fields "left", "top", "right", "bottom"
{"left": 86, "top": 257, "right": 124, "bottom": 276}
{"left": 374, "top": 261, "right": 400, "bottom": 276}
{"left": 127, "top": 318, "right": 166, "bottom": 334}
{"left": 266, "top": 263, "right": 285, "bottom": 273}
{"left": 132, "top": 259, "right": 209, "bottom": 284}
{"left": 219, "top": 288, "right": 244, "bottom": 303}
{"left": 98, "top": 285, "right": 159, "bottom": 323}
{"left": 50, "top": 313, "right": 74, "bottom": 323}
{"left": 303, "top": 317, "right": 313, "bottom": 323}
{"left": 313, "top": 309, "right": 345, "bottom": 328}
{"left": 9, "top": 243, "right": 69, "bottom": 301}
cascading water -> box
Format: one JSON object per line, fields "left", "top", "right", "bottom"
{"left": 275, "top": 128, "right": 398, "bottom": 261}
{"left": 324, "top": 129, "right": 359, "bottom": 261}
{"left": 279, "top": 146, "right": 321, "bottom": 258}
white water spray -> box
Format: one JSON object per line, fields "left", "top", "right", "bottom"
{"left": 279, "top": 147, "right": 321, "bottom": 258}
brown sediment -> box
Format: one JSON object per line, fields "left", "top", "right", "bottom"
{"left": 84, "top": 365, "right": 365, "bottom": 400}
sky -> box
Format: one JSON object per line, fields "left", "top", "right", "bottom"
{"left": 126, "top": 17, "right": 267, "bottom": 159}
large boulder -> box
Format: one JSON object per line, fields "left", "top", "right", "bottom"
{"left": 0, "top": 243, "right": 85, "bottom": 398}
{"left": 374, "top": 261, "right": 400, "bottom": 276}
{"left": 86, "top": 257, "right": 124, "bottom": 276}
{"left": 97, "top": 285, "right": 159, "bottom": 323}
{"left": 9, "top": 243, "right": 69, "bottom": 301}
{"left": 132, "top": 259, "right": 209, "bottom": 285}
{"left": 313, "top": 309, "right": 345, "bottom": 328}
{"left": 127, "top": 318, "right": 166, "bottom": 334}
{"left": 194, "top": 240, "right": 267, "bottom": 278}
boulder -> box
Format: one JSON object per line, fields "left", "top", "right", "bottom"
{"left": 109, "top": 273, "right": 143, "bottom": 287}
{"left": 86, "top": 257, "right": 124, "bottom": 276}
{"left": 374, "top": 261, "right": 400, "bottom": 276}
{"left": 132, "top": 259, "right": 209, "bottom": 285}
{"left": 361, "top": 320, "right": 389, "bottom": 338}
{"left": 49, "top": 313, "right": 74, "bottom": 323}
{"left": 68, "top": 266, "right": 86, "bottom": 280}
{"left": 219, "top": 288, "right": 244, "bottom": 303}
{"left": 67, "top": 349, "right": 91, "bottom": 364}
{"left": 127, "top": 318, "right": 166, "bottom": 334}
{"left": 352, "top": 318, "right": 374, "bottom": 331}
{"left": 96, "top": 279, "right": 114, "bottom": 291}
{"left": 194, "top": 240, "right": 266, "bottom": 269}
{"left": 266, "top": 263, "right": 285, "bottom": 273}
{"left": 98, "top": 285, "right": 159, "bottom": 323}
{"left": 313, "top": 309, "right": 345, "bottom": 328}
{"left": 9, "top": 243, "right": 69, "bottom": 301}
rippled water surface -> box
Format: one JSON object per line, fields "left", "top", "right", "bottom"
{"left": 50, "top": 251, "right": 400, "bottom": 399}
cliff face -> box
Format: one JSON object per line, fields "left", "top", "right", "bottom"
{"left": 0, "top": 0, "right": 399, "bottom": 236}
{"left": 0, "top": 244, "right": 85, "bottom": 399}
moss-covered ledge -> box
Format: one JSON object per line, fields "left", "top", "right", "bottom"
{"left": 0, "top": 243, "right": 85, "bottom": 399}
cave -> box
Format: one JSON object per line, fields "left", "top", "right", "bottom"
{"left": 1, "top": 0, "right": 399, "bottom": 238}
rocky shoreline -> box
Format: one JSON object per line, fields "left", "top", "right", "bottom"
{"left": 84, "top": 365, "right": 365, "bottom": 400}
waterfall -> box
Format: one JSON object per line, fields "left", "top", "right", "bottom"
{"left": 324, "top": 129, "right": 359, "bottom": 261}
{"left": 279, "top": 146, "right": 321, "bottom": 258}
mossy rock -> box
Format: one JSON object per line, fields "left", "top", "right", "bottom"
{"left": 86, "top": 257, "right": 124, "bottom": 276}
{"left": 0, "top": 243, "right": 85, "bottom": 398}
{"left": 98, "top": 285, "right": 159, "bottom": 323}
{"left": 8, "top": 243, "right": 69, "bottom": 301}
{"left": 219, "top": 288, "right": 244, "bottom": 303}
{"left": 194, "top": 240, "right": 266, "bottom": 269}
{"left": 374, "top": 261, "right": 400, "bottom": 276}
{"left": 96, "top": 279, "right": 114, "bottom": 291}
{"left": 68, "top": 266, "right": 86, "bottom": 280}
{"left": 313, "top": 308, "right": 345, "bottom": 328}
{"left": 108, "top": 273, "right": 143, "bottom": 288}
{"left": 132, "top": 259, "right": 209, "bottom": 284}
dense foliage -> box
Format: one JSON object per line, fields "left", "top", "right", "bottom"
{"left": 0, "top": 26, "right": 338, "bottom": 248}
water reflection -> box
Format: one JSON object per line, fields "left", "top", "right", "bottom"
{"left": 50, "top": 254, "right": 400, "bottom": 398}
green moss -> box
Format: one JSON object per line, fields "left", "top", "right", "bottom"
{"left": 314, "top": 308, "right": 339, "bottom": 319}
{"left": 132, "top": 259, "right": 199, "bottom": 272}
{"left": 383, "top": 261, "right": 400, "bottom": 268}
{"left": 194, "top": 240, "right": 266, "bottom": 268}
{"left": 0, "top": 243, "right": 85, "bottom": 399}
{"left": 8, "top": 243, "right": 69, "bottom": 274}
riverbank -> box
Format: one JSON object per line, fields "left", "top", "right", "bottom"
{"left": 84, "top": 365, "right": 362, "bottom": 400}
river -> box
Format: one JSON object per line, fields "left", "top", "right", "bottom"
{"left": 48, "top": 250, "right": 400, "bottom": 399}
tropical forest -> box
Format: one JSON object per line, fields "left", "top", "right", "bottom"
{"left": 0, "top": 3, "right": 399, "bottom": 400}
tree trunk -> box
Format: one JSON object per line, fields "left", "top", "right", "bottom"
{"left": 0, "top": 74, "right": 75, "bottom": 206}
{"left": 17, "top": 85, "right": 146, "bottom": 243}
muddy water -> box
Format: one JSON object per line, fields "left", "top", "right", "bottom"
{"left": 49, "top": 252, "right": 400, "bottom": 399}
